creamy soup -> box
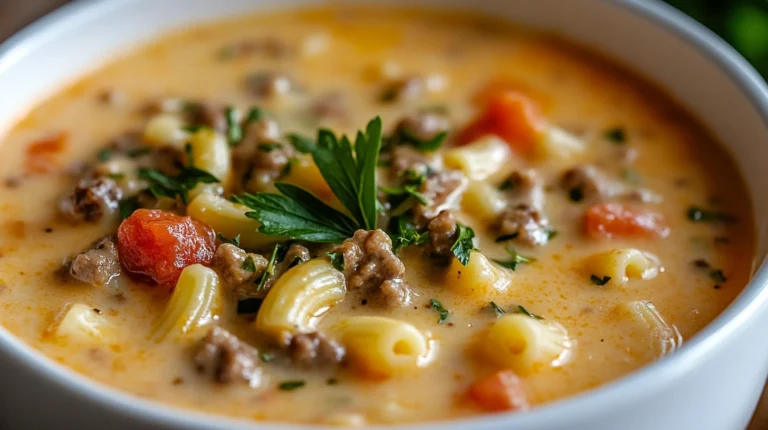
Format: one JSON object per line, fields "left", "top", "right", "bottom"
{"left": 0, "top": 6, "right": 755, "bottom": 426}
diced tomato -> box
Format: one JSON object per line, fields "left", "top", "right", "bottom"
{"left": 585, "top": 202, "right": 670, "bottom": 239}
{"left": 466, "top": 370, "right": 529, "bottom": 412}
{"left": 25, "top": 132, "right": 69, "bottom": 174}
{"left": 117, "top": 209, "right": 216, "bottom": 286}
{"left": 457, "top": 90, "right": 546, "bottom": 155}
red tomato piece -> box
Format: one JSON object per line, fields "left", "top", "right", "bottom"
{"left": 585, "top": 202, "right": 670, "bottom": 239}
{"left": 117, "top": 209, "right": 216, "bottom": 286}
{"left": 458, "top": 90, "right": 546, "bottom": 155}
{"left": 466, "top": 370, "right": 530, "bottom": 412}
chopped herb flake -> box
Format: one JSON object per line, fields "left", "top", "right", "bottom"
{"left": 451, "top": 224, "right": 475, "bottom": 266}
{"left": 710, "top": 269, "right": 727, "bottom": 283}
{"left": 242, "top": 255, "right": 257, "bottom": 272}
{"left": 429, "top": 298, "right": 449, "bottom": 324}
{"left": 256, "top": 243, "right": 283, "bottom": 291}
{"left": 107, "top": 173, "right": 125, "bottom": 181}
{"left": 119, "top": 196, "right": 139, "bottom": 220}
{"left": 258, "top": 143, "right": 282, "bottom": 152}
{"left": 326, "top": 252, "right": 345, "bottom": 272}
{"left": 326, "top": 378, "right": 339, "bottom": 385}
{"left": 225, "top": 106, "right": 243, "bottom": 147}
{"left": 217, "top": 233, "right": 241, "bottom": 248}
{"left": 246, "top": 106, "right": 264, "bottom": 123}
{"left": 605, "top": 127, "right": 627, "bottom": 144}
{"left": 259, "top": 351, "right": 275, "bottom": 362}
{"left": 397, "top": 129, "right": 448, "bottom": 153}
{"left": 493, "top": 248, "right": 535, "bottom": 271}
{"left": 687, "top": 206, "right": 736, "bottom": 223}
{"left": 97, "top": 148, "right": 113, "bottom": 162}
{"left": 495, "top": 233, "right": 519, "bottom": 242}
{"left": 137, "top": 160, "right": 219, "bottom": 205}
{"left": 278, "top": 380, "right": 305, "bottom": 391}
{"left": 490, "top": 301, "right": 506, "bottom": 317}
{"left": 514, "top": 305, "right": 543, "bottom": 319}
{"left": 498, "top": 178, "right": 515, "bottom": 191}
{"left": 389, "top": 216, "right": 430, "bottom": 254}
{"left": 590, "top": 275, "right": 611, "bottom": 286}
{"left": 286, "top": 133, "right": 316, "bottom": 154}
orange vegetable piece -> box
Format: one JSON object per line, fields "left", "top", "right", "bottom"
{"left": 585, "top": 202, "right": 670, "bottom": 239}
{"left": 25, "top": 132, "right": 69, "bottom": 174}
{"left": 117, "top": 209, "right": 216, "bottom": 286}
{"left": 466, "top": 370, "right": 530, "bottom": 412}
{"left": 457, "top": 90, "right": 546, "bottom": 155}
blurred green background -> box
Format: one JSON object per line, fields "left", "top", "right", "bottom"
{"left": 666, "top": 0, "right": 768, "bottom": 78}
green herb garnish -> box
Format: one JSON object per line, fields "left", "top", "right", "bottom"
{"left": 225, "top": 106, "right": 242, "bottom": 147}
{"left": 217, "top": 233, "right": 241, "bottom": 247}
{"left": 242, "top": 255, "right": 257, "bottom": 272}
{"left": 181, "top": 125, "right": 211, "bottom": 133}
{"left": 494, "top": 233, "right": 519, "bottom": 242}
{"left": 258, "top": 143, "right": 282, "bottom": 152}
{"left": 514, "top": 305, "right": 543, "bottom": 319}
{"left": 397, "top": 129, "right": 448, "bottom": 152}
{"left": 118, "top": 196, "right": 139, "bottom": 220}
{"left": 107, "top": 173, "right": 125, "bottom": 181}
{"left": 429, "top": 298, "right": 449, "bottom": 324}
{"left": 379, "top": 184, "right": 430, "bottom": 206}
{"left": 326, "top": 251, "right": 345, "bottom": 272}
{"left": 687, "top": 206, "right": 736, "bottom": 223}
{"left": 231, "top": 117, "right": 382, "bottom": 242}
{"left": 286, "top": 133, "right": 316, "bottom": 154}
{"left": 389, "top": 216, "right": 430, "bottom": 254}
{"left": 493, "top": 248, "right": 535, "bottom": 271}
{"left": 490, "top": 301, "right": 506, "bottom": 316}
{"left": 259, "top": 351, "right": 275, "bottom": 362}
{"left": 710, "top": 269, "right": 727, "bottom": 283}
{"left": 278, "top": 380, "right": 305, "bottom": 391}
{"left": 126, "top": 146, "right": 152, "bottom": 158}
{"left": 138, "top": 166, "right": 218, "bottom": 204}
{"left": 546, "top": 228, "right": 559, "bottom": 241}
{"left": 451, "top": 224, "right": 475, "bottom": 266}
{"left": 498, "top": 178, "right": 515, "bottom": 191}
{"left": 97, "top": 148, "right": 113, "bottom": 162}
{"left": 605, "top": 127, "right": 627, "bottom": 144}
{"left": 256, "top": 243, "right": 283, "bottom": 291}
{"left": 246, "top": 106, "right": 264, "bottom": 123}
{"left": 590, "top": 275, "right": 611, "bottom": 286}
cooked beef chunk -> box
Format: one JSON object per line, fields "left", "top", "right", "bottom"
{"left": 211, "top": 244, "right": 268, "bottom": 299}
{"left": 381, "top": 76, "right": 425, "bottom": 102}
{"left": 496, "top": 204, "right": 551, "bottom": 247}
{"left": 310, "top": 92, "right": 347, "bottom": 120}
{"left": 68, "top": 237, "right": 120, "bottom": 286}
{"left": 413, "top": 170, "right": 468, "bottom": 227}
{"left": 502, "top": 169, "right": 545, "bottom": 210}
{"left": 195, "top": 327, "right": 262, "bottom": 385}
{"left": 561, "top": 165, "right": 622, "bottom": 202}
{"left": 395, "top": 111, "right": 450, "bottom": 143}
{"left": 247, "top": 72, "right": 293, "bottom": 98}
{"left": 232, "top": 119, "right": 294, "bottom": 192}
{"left": 59, "top": 176, "right": 123, "bottom": 223}
{"left": 333, "top": 229, "right": 411, "bottom": 307}
{"left": 427, "top": 210, "right": 458, "bottom": 262}
{"left": 288, "top": 332, "right": 345, "bottom": 368}
{"left": 192, "top": 103, "right": 227, "bottom": 133}
{"left": 390, "top": 145, "right": 433, "bottom": 177}
{"left": 275, "top": 244, "right": 311, "bottom": 273}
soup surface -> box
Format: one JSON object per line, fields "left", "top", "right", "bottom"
{"left": 0, "top": 6, "right": 755, "bottom": 426}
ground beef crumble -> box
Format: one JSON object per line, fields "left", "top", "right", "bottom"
{"left": 195, "top": 327, "right": 262, "bottom": 385}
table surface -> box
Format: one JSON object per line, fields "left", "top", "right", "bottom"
{"left": 2, "top": 0, "right": 768, "bottom": 428}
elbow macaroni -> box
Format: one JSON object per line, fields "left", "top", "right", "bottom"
{"left": 585, "top": 248, "right": 662, "bottom": 285}
{"left": 187, "top": 128, "right": 231, "bottom": 197}
{"left": 256, "top": 259, "right": 346, "bottom": 345}
{"left": 461, "top": 181, "right": 507, "bottom": 221}
{"left": 52, "top": 303, "right": 113, "bottom": 344}
{"left": 152, "top": 264, "right": 220, "bottom": 342}
{"left": 443, "top": 136, "right": 516, "bottom": 181}
{"left": 143, "top": 113, "right": 189, "bottom": 147}
{"left": 187, "top": 193, "right": 277, "bottom": 248}
{"left": 536, "top": 126, "right": 585, "bottom": 160}
{"left": 483, "top": 314, "right": 572, "bottom": 374}
{"left": 612, "top": 300, "right": 682, "bottom": 357}
{"left": 445, "top": 251, "right": 512, "bottom": 298}
{"left": 333, "top": 316, "right": 434, "bottom": 379}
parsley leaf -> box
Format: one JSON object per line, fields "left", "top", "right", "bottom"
{"left": 326, "top": 252, "right": 345, "bottom": 272}
{"left": 278, "top": 380, "right": 305, "bottom": 391}
{"left": 137, "top": 148, "right": 219, "bottom": 206}
{"left": 119, "top": 196, "right": 139, "bottom": 220}
{"left": 493, "top": 248, "right": 535, "bottom": 271}
{"left": 232, "top": 183, "right": 358, "bottom": 243}
{"left": 605, "top": 127, "right": 627, "bottom": 144}
{"left": 259, "top": 351, "right": 275, "bottom": 362}
{"left": 246, "top": 106, "right": 264, "bottom": 123}
{"left": 217, "top": 233, "right": 241, "bottom": 247}
{"left": 397, "top": 128, "right": 448, "bottom": 152}
{"left": 514, "top": 305, "right": 543, "bottom": 319}
{"left": 97, "top": 148, "right": 113, "bottom": 162}
{"left": 451, "top": 224, "right": 475, "bottom": 266}
{"left": 380, "top": 185, "right": 430, "bottom": 206}
{"left": 286, "top": 133, "right": 316, "bottom": 154}
{"left": 490, "top": 301, "right": 506, "bottom": 316}
{"left": 710, "top": 269, "right": 727, "bottom": 283}
{"left": 256, "top": 243, "right": 283, "bottom": 291}
{"left": 225, "top": 106, "right": 242, "bottom": 147}
{"left": 590, "top": 275, "right": 611, "bottom": 286}
{"left": 258, "top": 143, "right": 282, "bottom": 152}
{"left": 429, "top": 298, "right": 449, "bottom": 324}
{"left": 495, "top": 233, "right": 519, "bottom": 242}
{"left": 687, "top": 206, "right": 736, "bottom": 223}
{"left": 389, "top": 216, "right": 430, "bottom": 254}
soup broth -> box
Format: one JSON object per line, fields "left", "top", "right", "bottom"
{"left": 0, "top": 6, "right": 754, "bottom": 426}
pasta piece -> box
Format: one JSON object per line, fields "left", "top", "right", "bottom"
{"left": 483, "top": 314, "right": 572, "bottom": 374}
{"left": 52, "top": 303, "right": 112, "bottom": 343}
{"left": 280, "top": 155, "right": 335, "bottom": 203}
{"left": 94, "top": 156, "right": 143, "bottom": 195}
{"left": 152, "top": 264, "right": 219, "bottom": 342}
{"left": 333, "top": 316, "right": 434, "bottom": 378}
{"left": 187, "top": 193, "right": 276, "bottom": 248}
{"left": 443, "top": 136, "right": 515, "bottom": 181}
{"left": 612, "top": 300, "right": 682, "bottom": 357}
{"left": 585, "top": 248, "right": 662, "bottom": 285}
{"left": 256, "top": 259, "right": 346, "bottom": 345}
{"left": 445, "top": 251, "right": 512, "bottom": 298}
{"left": 536, "top": 126, "right": 584, "bottom": 160}
{"left": 143, "top": 113, "right": 188, "bottom": 147}
{"left": 187, "top": 128, "right": 231, "bottom": 197}
{"left": 461, "top": 180, "right": 507, "bottom": 221}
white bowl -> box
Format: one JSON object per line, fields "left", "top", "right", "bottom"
{"left": 1, "top": 0, "right": 767, "bottom": 429}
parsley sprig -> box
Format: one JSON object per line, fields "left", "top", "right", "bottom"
{"left": 137, "top": 144, "right": 219, "bottom": 204}
{"left": 232, "top": 118, "right": 383, "bottom": 242}
{"left": 389, "top": 216, "right": 430, "bottom": 254}
{"left": 451, "top": 224, "right": 476, "bottom": 266}
{"left": 493, "top": 248, "right": 536, "bottom": 271}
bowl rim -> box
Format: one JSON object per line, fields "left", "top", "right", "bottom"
{"left": 1, "top": 0, "right": 767, "bottom": 429}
